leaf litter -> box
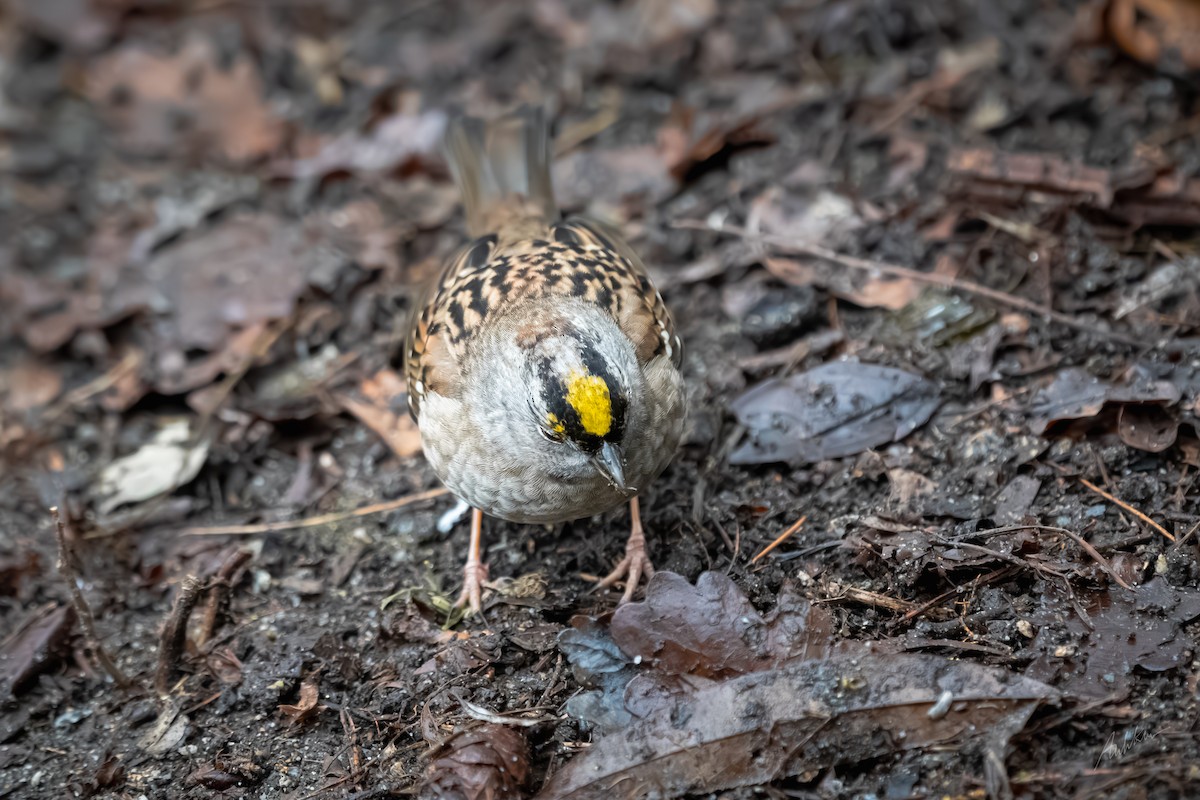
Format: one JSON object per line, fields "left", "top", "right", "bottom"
{"left": 2, "top": 1, "right": 1199, "bottom": 797}
{"left": 544, "top": 571, "right": 1056, "bottom": 800}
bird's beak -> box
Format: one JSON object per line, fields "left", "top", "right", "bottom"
{"left": 593, "top": 442, "right": 635, "bottom": 497}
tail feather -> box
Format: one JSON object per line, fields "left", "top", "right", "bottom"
{"left": 443, "top": 106, "right": 557, "bottom": 237}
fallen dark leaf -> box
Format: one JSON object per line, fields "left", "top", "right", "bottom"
{"left": 662, "top": 76, "right": 813, "bottom": 179}
{"left": 5, "top": 0, "right": 120, "bottom": 52}
{"left": 188, "top": 765, "right": 241, "bottom": 791}
{"left": 552, "top": 146, "right": 677, "bottom": 216}
{"left": 0, "top": 603, "right": 74, "bottom": 696}
{"left": 0, "top": 549, "right": 40, "bottom": 599}
{"left": 947, "top": 148, "right": 1118, "bottom": 206}
{"left": 2, "top": 359, "right": 63, "bottom": 413}
{"left": 730, "top": 361, "right": 942, "bottom": 465}
{"left": 535, "top": 653, "right": 1055, "bottom": 800}
{"left": 559, "top": 616, "right": 630, "bottom": 685}
{"left": 93, "top": 751, "right": 125, "bottom": 791}
{"left": 421, "top": 723, "right": 530, "bottom": 800}
{"left": 138, "top": 702, "right": 191, "bottom": 755}
{"left": 747, "top": 186, "right": 863, "bottom": 251}
{"left": 1029, "top": 365, "right": 1182, "bottom": 439}
{"left": 610, "top": 571, "right": 836, "bottom": 678}
{"left": 1027, "top": 578, "right": 1200, "bottom": 696}
{"left": 205, "top": 647, "right": 245, "bottom": 687}
{"left": 558, "top": 616, "right": 637, "bottom": 735}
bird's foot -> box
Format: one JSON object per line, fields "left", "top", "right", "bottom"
{"left": 453, "top": 558, "right": 489, "bottom": 614}
{"left": 593, "top": 498, "right": 654, "bottom": 604}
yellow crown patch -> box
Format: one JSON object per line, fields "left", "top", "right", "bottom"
{"left": 565, "top": 371, "right": 612, "bottom": 437}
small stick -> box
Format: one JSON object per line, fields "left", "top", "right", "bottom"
{"left": 52, "top": 507, "right": 131, "bottom": 687}
{"left": 1039, "top": 524, "right": 1134, "bottom": 590}
{"left": 674, "top": 220, "right": 1170, "bottom": 351}
{"left": 1077, "top": 477, "right": 1175, "bottom": 542}
{"left": 1173, "top": 519, "right": 1200, "bottom": 549}
{"left": 197, "top": 549, "right": 253, "bottom": 647}
{"left": 155, "top": 575, "right": 206, "bottom": 696}
{"left": 750, "top": 515, "right": 807, "bottom": 564}
{"left": 179, "top": 487, "right": 448, "bottom": 536}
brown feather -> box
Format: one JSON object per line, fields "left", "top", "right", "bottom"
{"left": 406, "top": 112, "right": 681, "bottom": 422}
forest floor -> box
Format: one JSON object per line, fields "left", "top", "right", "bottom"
{"left": 2, "top": 1, "right": 1200, "bottom": 798}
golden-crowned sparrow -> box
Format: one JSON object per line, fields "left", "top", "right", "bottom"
{"left": 405, "top": 107, "right": 686, "bottom": 612}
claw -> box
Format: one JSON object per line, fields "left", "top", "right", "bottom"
{"left": 592, "top": 497, "right": 654, "bottom": 604}
{"left": 453, "top": 558, "right": 489, "bottom": 613}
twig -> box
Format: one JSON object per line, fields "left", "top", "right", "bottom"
{"left": 1077, "top": 477, "right": 1175, "bottom": 542}
{"left": 197, "top": 548, "right": 253, "bottom": 647}
{"left": 155, "top": 575, "right": 206, "bottom": 696}
{"left": 897, "top": 566, "right": 1017, "bottom": 625}
{"left": 750, "top": 515, "right": 807, "bottom": 564}
{"left": 1173, "top": 519, "right": 1200, "bottom": 549}
{"left": 52, "top": 507, "right": 132, "bottom": 687}
{"left": 820, "top": 585, "right": 917, "bottom": 613}
{"left": 674, "top": 220, "right": 1170, "bottom": 351}
{"left": 179, "top": 487, "right": 449, "bottom": 536}
{"left": 1039, "top": 524, "right": 1134, "bottom": 590}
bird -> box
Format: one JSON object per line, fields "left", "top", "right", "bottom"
{"left": 404, "top": 106, "right": 686, "bottom": 613}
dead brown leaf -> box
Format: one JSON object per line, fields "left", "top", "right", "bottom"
{"left": 337, "top": 368, "right": 423, "bottom": 460}
{"left": 1107, "top": 0, "right": 1200, "bottom": 71}
{"left": 278, "top": 676, "right": 321, "bottom": 725}
{"left": 88, "top": 35, "right": 284, "bottom": 163}
{"left": 2, "top": 360, "right": 63, "bottom": 413}
{"left": 763, "top": 256, "right": 922, "bottom": 311}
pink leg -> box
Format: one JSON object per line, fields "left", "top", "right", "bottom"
{"left": 594, "top": 497, "right": 655, "bottom": 604}
{"left": 453, "top": 508, "right": 488, "bottom": 613}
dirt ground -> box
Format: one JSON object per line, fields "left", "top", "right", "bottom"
{"left": 2, "top": 1, "right": 1200, "bottom": 798}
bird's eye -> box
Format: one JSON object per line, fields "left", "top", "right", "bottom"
{"left": 541, "top": 413, "right": 566, "bottom": 443}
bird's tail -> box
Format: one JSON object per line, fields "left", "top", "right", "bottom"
{"left": 443, "top": 106, "right": 557, "bottom": 238}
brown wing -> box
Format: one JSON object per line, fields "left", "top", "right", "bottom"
{"left": 550, "top": 216, "right": 683, "bottom": 370}
{"left": 404, "top": 233, "right": 498, "bottom": 420}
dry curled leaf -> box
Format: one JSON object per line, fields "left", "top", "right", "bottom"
{"left": 278, "top": 676, "right": 322, "bottom": 725}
